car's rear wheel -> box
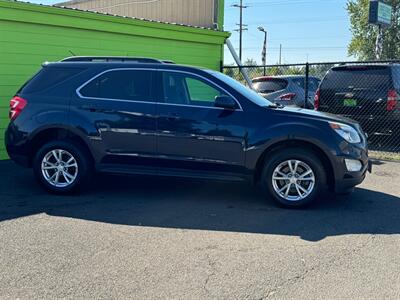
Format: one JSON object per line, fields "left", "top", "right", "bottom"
{"left": 33, "top": 140, "right": 91, "bottom": 194}
{"left": 261, "top": 148, "right": 327, "bottom": 208}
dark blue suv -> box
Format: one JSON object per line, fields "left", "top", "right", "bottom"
{"left": 5, "top": 57, "right": 371, "bottom": 207}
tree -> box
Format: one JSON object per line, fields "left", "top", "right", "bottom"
{"left": 244, "top": 58, "right": 257, "bottom": 66}
{"left": 347, "top": 0, "right": 400, "bottom": 60}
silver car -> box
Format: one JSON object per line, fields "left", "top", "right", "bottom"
{"left": 252, "top": 75, "right": 320, "bottom": 108}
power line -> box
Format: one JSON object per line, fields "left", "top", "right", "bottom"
{"left": 225, "top": 17, "right": 347, "bottom": 26}
{"left": 242, "top": 46, "right": 346, "bottom": 50}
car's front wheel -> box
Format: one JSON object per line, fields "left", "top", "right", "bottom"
{"left": 33, "top": 140, "right": 91, "bottom": 194}
{"left": 261, "top": 148, "right": 327, "bottom": 208}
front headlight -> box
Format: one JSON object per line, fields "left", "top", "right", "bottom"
{"left": 329, "top": 122, "right": 361, "bottom": 144}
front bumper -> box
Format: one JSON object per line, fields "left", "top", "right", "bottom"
{"left": 335, "top": 168, "right": 368, "bottom": 193}
{"left": 333, "top": 146, "right": 371, "bottom": 193}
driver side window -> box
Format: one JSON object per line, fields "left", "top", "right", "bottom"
{"left": 162, "top": 72, "right": 226, "bottom": 107}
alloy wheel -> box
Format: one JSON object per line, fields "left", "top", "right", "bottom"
{"left": 272, "top": 159, "right": 315, "bottom": 201}
{"left": 41, "top": 149, "right": 78, "bottom": 188}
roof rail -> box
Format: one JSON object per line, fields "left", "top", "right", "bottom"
{"left": 161, "top": 60, "right": 176, "bottom": 64}
{"left": 61, "top": 56, "right": 167, "bottom": 63}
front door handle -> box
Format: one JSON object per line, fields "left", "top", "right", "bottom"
{"left": 163, "top": 113, "right": 180, "bottom": 121}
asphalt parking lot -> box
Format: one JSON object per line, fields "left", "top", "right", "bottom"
{"left": 0, "top": 159, "right": 399, "bottom": 299}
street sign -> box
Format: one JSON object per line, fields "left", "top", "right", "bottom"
{"left": 369, "top": 0, "right": 393, "bottom": 27}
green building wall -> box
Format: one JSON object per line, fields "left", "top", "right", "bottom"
{"left": 0, "top": 0, "right": 229, "bottom": 159}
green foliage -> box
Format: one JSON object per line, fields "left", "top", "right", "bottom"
{"left": 347, "top": 0, "right": 400, "bottom": 60}
{"left": 244, "top": 58, "right": 257, "bottom": 66}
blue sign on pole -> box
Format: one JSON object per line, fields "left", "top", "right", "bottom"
{"left": 369, "top": 0, "right": 393, "bottom": 27}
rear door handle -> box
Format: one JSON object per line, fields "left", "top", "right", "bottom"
{"left": 80, "top": 105, "right": 98, "bottom": 112}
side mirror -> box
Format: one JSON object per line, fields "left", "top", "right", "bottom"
{"left": 214, "top": 95, "right": 237, "bottom": 109}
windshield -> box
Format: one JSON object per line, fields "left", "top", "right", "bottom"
{"left": 206, "top": 71, "right": 273, "bottom": 107}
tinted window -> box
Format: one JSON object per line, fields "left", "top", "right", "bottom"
{"left": 322, "top": 66, "right": 391, "bottom": 90}
{"left": 292, "top": 78, "right": 305, "bottom": 89}
{"left": 309, "top": 78, "right": 321, "bottom": 91}
{"left": 252, "top": 79, "right": 288, "bottom": 93}
{"left": 292, "top": 78, "right": 320, "bottom": 91}
{"left": 80, "top": 70, "right": 152, "bottom": 102}
{"left": 21, "top": 67, "right": 83, "bottom": 93}
{"left": 392, "top": 66, "right": 400, "bottom": 90}
{"left": 162, "top": 72, "right": 225, "bottom": 107}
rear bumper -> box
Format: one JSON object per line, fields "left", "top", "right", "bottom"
{"left": 339, "top": 113, "right": 400, "bottom": 133}
{"left": 5, "top": 124, "right": 31, "bottom": 168}
{"left": 7, "top": 152, "right": 30, "bottom": 167}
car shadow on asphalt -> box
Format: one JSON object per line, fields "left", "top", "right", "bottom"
{"left": 0, "top": 160, "right": 399, "bottom": 242}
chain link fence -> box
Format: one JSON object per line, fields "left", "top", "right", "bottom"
{"left": 223, "top": 61, "right": 400, "bottom": 159}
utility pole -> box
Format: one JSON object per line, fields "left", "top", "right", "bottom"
{"left": 279, "top": 44, "right": 282, "bottom": 64}
{"left": 232, "top": 0, "right": 248, "bottom": 61}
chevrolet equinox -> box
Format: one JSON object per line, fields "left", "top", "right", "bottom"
{"left": 5, "top": 57, "right": 371, "bottom": 207}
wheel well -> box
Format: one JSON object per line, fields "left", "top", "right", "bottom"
{"left": 254, "top": 140, "right": 335, "bottom": 190}
{"left": 28, "top": 128, "right": 94, "bottom": 166}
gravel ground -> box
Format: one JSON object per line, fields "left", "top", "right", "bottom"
{"left": 0, "top": 159, "right": 399, "bottom": 299}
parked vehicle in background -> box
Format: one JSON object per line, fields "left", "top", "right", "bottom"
{"left": 6, "top": 57, "right": 371, "bottom": 208}
{"left": 252, "top": 75, "right": 320, "bottom": 108}
{"left": 315, "top": 64, "right": 400, "bottom": 139}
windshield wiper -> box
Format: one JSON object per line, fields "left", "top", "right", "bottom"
{"left": 267, "top": 103, "right": 284, "bottom": 109}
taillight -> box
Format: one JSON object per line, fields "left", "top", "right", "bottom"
{"left": 9, "top": 96, "right": 27, "bottom": 120}
{"left": 314, "top": 89, "right": 320, "bottom": 110}
{"left": 277, "top": 93, "right": 296, "bottom": 101}
{"left": 387, "top": 90, "right": 398, "bottom": 111}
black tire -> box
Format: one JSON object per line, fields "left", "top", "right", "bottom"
{"left": 260, "top": 147, "right": 327, "bottom": 208}
{"left": 33, "top": 140, "right": 91, "bottom": 194}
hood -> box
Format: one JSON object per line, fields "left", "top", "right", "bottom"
{"left": 277, "top": 106, "right": 359, "bottom": 126}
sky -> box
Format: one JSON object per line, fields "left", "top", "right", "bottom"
{"left": 28, "top": 0, "right": 353, "bottom": 65}
{"left": 224, "top": 0, "right": 353, "bottom": 64}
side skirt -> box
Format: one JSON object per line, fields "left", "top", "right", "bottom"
{"left": 97, "top": 164, "right": 250, "bottom": 182}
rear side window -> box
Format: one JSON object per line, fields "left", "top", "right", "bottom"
{"left": 252, "top": 79, "right": 288, "bottom": 93}
{"left": 21, "top": 67, "right": 83, "bottom": 93}
{"left": 392, "top": 66, "right": 400, "bottom": 90}
{"left": 79, "top": 70, "right": 153, "bottom": 102}
{"left": 322, "top": 66, "right": 391, "bottom": 90}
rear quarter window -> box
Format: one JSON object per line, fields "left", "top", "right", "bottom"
{"left": 20, "top": 67, "right": 83, "bottom": 93}
{"left": 321, "top": 66, "right": 391, "bottom": 90}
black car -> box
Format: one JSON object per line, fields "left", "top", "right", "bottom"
{"left": 5, "top": 56, "right": 371, "bottom": 208}
{"left": 315, "top": 64, "right": 400, "bottom": 137}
